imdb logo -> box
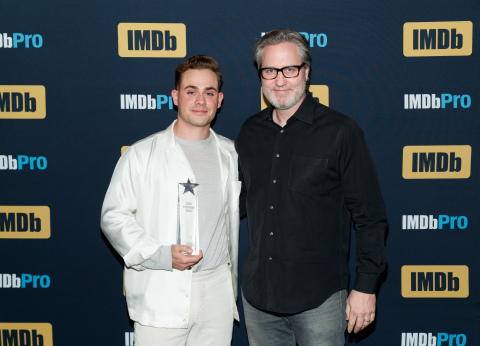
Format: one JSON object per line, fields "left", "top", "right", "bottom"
{"left": 118, "top": 23, "right": 186, "bottom": 58}
{"left": 402, "top": 145, "right": 471, "bottom": 179}
{"left": 402, "top": 265, "right": 469, "bottom": 298}
{"left": 0, "top": 85, "right": 46, "bottom": 119}
{"left": 403, "top": 21, "right": 472, "bottom": 57}
{"left": 0, "top": 206, "right": 51, "bottom": 239}
{"left": 0, "top": 323, "right": 53, "bottom": 346}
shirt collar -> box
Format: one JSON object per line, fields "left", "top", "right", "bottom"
{"left": 258, "top": 90, "right": 316, "bottom": 125}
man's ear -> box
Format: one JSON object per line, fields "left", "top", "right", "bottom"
{"left": 171, "top": 89, "right": 178, "bottom": 106}
{"left": 304, "top": 65, "right": 310, "bottom": 83}
{"left": 217, "top": 92, "right": 224, "bottom": 109}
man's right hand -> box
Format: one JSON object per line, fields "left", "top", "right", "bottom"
{"left": 171, "top": 245, "right": 203, "bottom": 271}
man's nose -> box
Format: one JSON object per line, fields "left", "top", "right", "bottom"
{"left": 275, "top": 72, "right": 287, "bottom": 86}
{"left": 195, "top": 94, "right": 206, "bottom": 104}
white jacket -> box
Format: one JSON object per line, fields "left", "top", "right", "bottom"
{"left": 101, "top": 121, "right": 241, "bottom": 328}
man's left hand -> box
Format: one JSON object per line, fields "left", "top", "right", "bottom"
{"left": 345, "top": 289, "right": 376, "bottom": 333}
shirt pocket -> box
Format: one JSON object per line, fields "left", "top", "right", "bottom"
{"left": 288, "top": 155, "right": 328, "bottom": 197}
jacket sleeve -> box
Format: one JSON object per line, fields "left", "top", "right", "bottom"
{"left": 337, "top": 121, "right": 387, "bottom": 294}
{"left": 100, "top": 147, "right": 163, "bottom": 270}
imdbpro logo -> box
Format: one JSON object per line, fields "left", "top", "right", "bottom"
{"left": 0, "top": 323, "right": 53, "bottom": 346}
{"left": 0, "top": 206, "right": 50, "bottom": 239}
{"left": 0, "top": 33, "right": 43, "bottom": 48}
{"left": 261, "top": 85, "right": 329, "bottom": 110}
{"left": 120, "top": 93, "right": 174, "bottom": 110}
{"left": 402, "top": 214, "right": 468, "bottom": 230}
{"left": 401, "top": 265, "right": 469, "bottom": 298}
{"left": 0, "top": 86, "right": 46, "bottom": 119}
{"left": 118, "top": 23, "right": 186, "bottom": 58}
{"left": 402, "top": 145, "right": 471, "bottom": 179}
{"left": 261, "top": 31, "right": 328, "bottom": 48}
{"left": 403, "top": 21, "right": 472, "bottom": 57}
{"left": 401, "top": 332, "right": 467, "bottom": 346}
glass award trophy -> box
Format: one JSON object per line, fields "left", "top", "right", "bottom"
{"left": 177, "top": 179, "right": 200, "bottom": 255}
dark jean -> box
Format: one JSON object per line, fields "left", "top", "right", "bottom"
{"left": 242, "top": 290, "right": 347, "bottom": 346}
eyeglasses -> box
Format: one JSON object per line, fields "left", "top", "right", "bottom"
{"left": 259, "top": 63, "right": 306, "bottom": 80}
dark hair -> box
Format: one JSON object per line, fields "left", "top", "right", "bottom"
{"left": 175, "top": 55, "right": 223, "bottom": 90}
{"left": 254, "top": 29, "right": 311, "bottom": 70}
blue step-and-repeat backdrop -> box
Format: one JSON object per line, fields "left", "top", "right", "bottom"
{"left": 1, "top": 1, "right": 478, "bottom": 345}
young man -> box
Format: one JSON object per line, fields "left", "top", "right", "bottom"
{"left": 236, "top": 29, "right": 387, "bottom": 345}
{"left": 101, "top": 55, "right": 241, "bottom": 346}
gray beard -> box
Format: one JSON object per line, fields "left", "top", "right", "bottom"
{"left": 264, "top": 81, "right": 307, "bottom": 110}
{"left": 272, "top": 91, "right": 306, "bottom": 110}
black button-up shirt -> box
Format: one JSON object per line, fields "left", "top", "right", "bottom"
{"left": 235, "top": 92, "right": 387, "bottom": 314}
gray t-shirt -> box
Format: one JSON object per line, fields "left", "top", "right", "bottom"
{"left": 142, "top": 134, "right": 229, "bottom": 272}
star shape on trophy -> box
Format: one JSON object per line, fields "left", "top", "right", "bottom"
{"left": 180, "top": 179, "right": 199, "bottom": 195}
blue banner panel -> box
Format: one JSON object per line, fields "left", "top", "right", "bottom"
{"left": 1, "top": 1, "right": 478, "bottom": 345}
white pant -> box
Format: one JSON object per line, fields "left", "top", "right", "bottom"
{"left": 134, "top": 263, "right": 234, "bottom": 346}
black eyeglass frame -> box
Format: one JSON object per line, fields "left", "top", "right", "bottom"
{"left": 258, "top": 63, "right": 306, "bottom": 80}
